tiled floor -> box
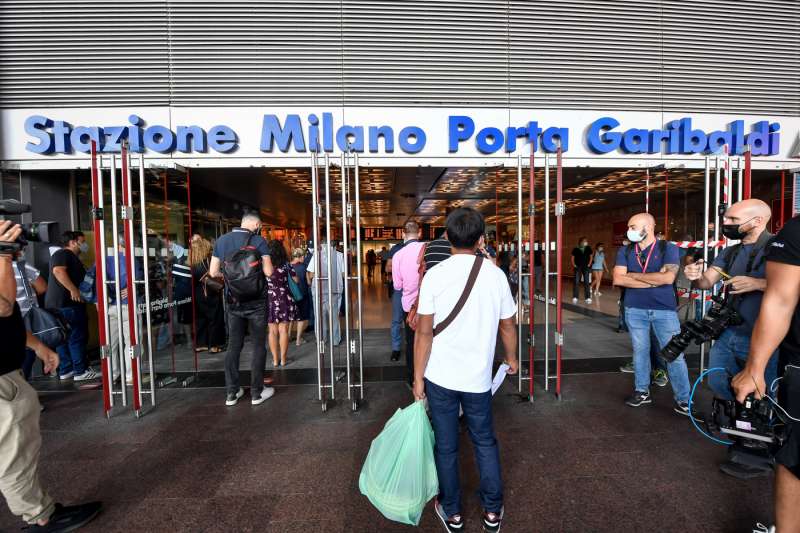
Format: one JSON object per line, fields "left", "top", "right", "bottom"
{"left": 1, "top": 373, "right": 772, "bottom": 532}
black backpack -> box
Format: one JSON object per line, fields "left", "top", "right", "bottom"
{"left": 222, "top": 233, "right": 266, "bottom": 304}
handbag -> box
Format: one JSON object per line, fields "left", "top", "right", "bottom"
{"left": 18, "top": 264, "right": 67, "bottom": 348}
{"left": 199, "top": 259, "right": 224, "bottom": 294}
{"left": 24, "top": 307, "right": 68, "bottom": 349}
{"left": 287, "top": 264, "right": 304, "bottom": 302}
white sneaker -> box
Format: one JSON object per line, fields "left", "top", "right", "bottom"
{"left": 252, "top": 387, "right": 275, "bottom": 405}
{"left": 59, "top": 371, "right": 75, "bottom": 380}
{"left": 572, "top": 297, "right": 578, "bottom": 304}
{"left": 74, "top": 368, "right": 101, "bottom": 381}
{"left": 752, "top": 524, "right": 775, "bottom": 533}
{"left": 226, "top": 387, "right": 245, "bottom": 406}
{"left": 597, "top": 291, "right": 603, "bottom": 296}
{"left": 585, "top": 298, "right": 592, "bottom": 304}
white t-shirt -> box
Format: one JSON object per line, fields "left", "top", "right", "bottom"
{"left": 417, "top": 254, "right": 517, "bottom": 393}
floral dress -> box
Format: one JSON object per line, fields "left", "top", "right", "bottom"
{"left": 267, "top": 263, "right": 299, "bottom": 324}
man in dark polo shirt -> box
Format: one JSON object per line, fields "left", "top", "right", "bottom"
{"left": 0, "top": 221, "right": 101, "bottom": 531}
{"left": 209, "top": 209, "right": 275, "bottom": 407}
{"left": 613, "top": 213, "right": 692, "bottom": 416}
{"left": 733, "top": 215, "right": 800, "bottom": 532}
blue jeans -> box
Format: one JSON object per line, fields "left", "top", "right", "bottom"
{"left": 391, "top": 289, "right": 403, "bottom": 352}
{"left": 56, "top": 305, "right": 88, "bottom": 376}
{"left": 708, "top": 328, "right": 779, "bottom": 400}
{"left": 425, "top": 379, "right": 503, "bottom": 517}
{"left": 625, "top": 307, "right": 691, "bottom": 403}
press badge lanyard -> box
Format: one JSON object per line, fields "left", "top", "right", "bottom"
{"left": 635, "top": 243, "right": 656, "bottom": 273}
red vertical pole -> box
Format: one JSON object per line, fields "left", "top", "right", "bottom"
{"left": 187, "top": 168, "right": 198, "bottom": 372}
{"left": 743, "top": 146, "right": 752, "bottom": 200}
{"left": 664, "top": 169, "right": 669, "bottom": 240}
{"left": 781, "top": 170, "right": 786, "bottom": 229}
{"left": 90, "top": 141, "right": 111, "bottom": 415}
{"left": 555, "top": 146, "right": 563, "bottom": 399}
{"left": 528, "top": 152, "right": 535, "bottom": 399}
{"left": 163, "top": 172, "right": 176, "bottom": 375}
{"left": 120, "top": 143, "right": 141, "bottom": 413}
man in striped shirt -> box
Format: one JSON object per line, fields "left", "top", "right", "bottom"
{"left": 424, "top": 230, "right": 452, "bottom": 271}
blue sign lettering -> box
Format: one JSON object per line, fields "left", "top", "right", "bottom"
{"left": 585, "top": 116, "right": 779, "bottom": 156}
{"left": 21, "top": 113, "right": 782, "bottom": 157}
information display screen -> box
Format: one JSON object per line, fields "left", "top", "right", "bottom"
{"left": 363, "top": 227, "right": 404, "bottom": 241}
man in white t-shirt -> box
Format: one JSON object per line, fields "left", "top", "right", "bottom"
{"left": 413, "top": 207, "right": 518, "bottom": 533}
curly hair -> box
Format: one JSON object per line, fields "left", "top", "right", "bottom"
{"left": 267, "top": 239, "right": 289, "bottom": 267}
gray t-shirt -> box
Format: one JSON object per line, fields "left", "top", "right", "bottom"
{"left": 13, "top": 260, "right": 40, "bottom": 316}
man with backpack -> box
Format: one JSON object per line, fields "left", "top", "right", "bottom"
{"left": 209, "top": 209, "right": 275, "bottom": 407}
{"left": 613, "top": 212, "right": 693, "bottom": 416}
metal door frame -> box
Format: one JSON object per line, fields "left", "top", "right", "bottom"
{"left": 341, "top": 151, "right": 365, "bottom": 411}
{"left": 310, "top": 152, "right": 365, "bottom": 413}
{"left": 91, "top": 141, "right": 156, "bottom": 417}
{"left": 516, "top": 150, "right": 564, "bottom": 400}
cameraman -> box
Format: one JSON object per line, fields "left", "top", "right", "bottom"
{"left": 733, "top": 214, "right": 800, "bottom": 532}
{"left": 0, "top": 220, "right": 101, "bottom": 531}
{"left": 684, "top": 199, "right": 778, "bottom": 400}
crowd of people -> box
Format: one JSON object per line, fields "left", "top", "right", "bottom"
{"left": 2, "top": 194, "right": 800, "bottom": 531}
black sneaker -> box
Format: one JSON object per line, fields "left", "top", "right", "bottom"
{"left": 673, "top": 400, "right": 691, "bottom": 417}
{"left": 225, "top": 387, "right": 244, "bottom": 406}
{"left": 719, "top": 460, "right": 772, "bottom": 480}
{"left": 434, "top": 499, "right": 464, "bottom": 532}
{"left": 619, "top": 361, "right": 634, "bottom": 373}
{"left": 625, "top": 390, "right": 652, "bottom": 407}
{"left": 391, "top": 350, "right": 401, "bottom": 361}
{"left": 482, "top": 507, "right": 504, "bottom": 532}
{"left": 24, "top": 501, "right": 102, "bottom": 532}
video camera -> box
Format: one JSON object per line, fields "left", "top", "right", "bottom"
{"left": 711, "top": 393, "right": 782, "bottom": 446}
{"left": 0, "top": 199, "right": 59, "bottom": 254}
{"left": 659, "top": 295, "right": 743, "bottom": 362}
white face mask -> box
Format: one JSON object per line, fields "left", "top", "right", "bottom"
{"left": 78, "top": 241, "right": 89, "bottom": 254}
{"left": 626, "top": 229, "right": 645, "bottom": 243}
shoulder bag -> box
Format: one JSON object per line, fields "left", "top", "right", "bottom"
{"left": 200, "top": 258, "right": 224, "bottom": 295}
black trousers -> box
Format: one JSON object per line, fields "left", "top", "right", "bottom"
{"left": 403, "top": 312, "right": 415, "bottom": 385}
{"left": 225, "top": 305, "right": 267, "bottom": 396}
{"left": 573, "top": 268, "right": 591, "bottom": 300}
{"left": 195, "top": 286, "right": 225, "bottom": 348}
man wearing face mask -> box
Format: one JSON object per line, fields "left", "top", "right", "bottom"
{"left": 685, "top": 200, "right": 777, "bottom": 412}
{"left": 45, "top": 231, "right": 100, "bottom": 382}
{"left": 613, "top": 213, "right": 692, "bottom": 415}
{"left": 571, "top": 237, "right": 593, "bottom": 304}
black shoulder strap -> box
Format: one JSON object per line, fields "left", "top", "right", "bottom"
{"left": 658, "top": 239, "right": 667, "bottom": 256}
{"left": 748, "top": 231, "right": 774, "bottom": 273}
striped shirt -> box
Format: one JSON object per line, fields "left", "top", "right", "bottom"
{"left": 13, "top": 260, "right": 39, "bottom": 316}
{"left": 424, "top": 238, "right": 452, "bottom": 271}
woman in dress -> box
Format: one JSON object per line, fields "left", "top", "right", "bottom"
{"left": 289, "top": 248, "right": 311, "bottom": 346}
{"left": 266, "top": 240, "right": 299, "bottom": 366}
{"left": 189, "top": 235, "right": 225, "bottom": 353}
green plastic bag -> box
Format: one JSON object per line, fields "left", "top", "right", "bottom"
{"left": 359, "top": 401, "right": 439, "bottom": 526}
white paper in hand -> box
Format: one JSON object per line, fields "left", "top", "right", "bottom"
{"left": 491, "top": 363, "right": 510, "bottom": 395}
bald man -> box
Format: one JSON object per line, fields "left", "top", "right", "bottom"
{"left": 685, "top": 199, "right": 778, "bottom": 400}
{"left": 614, "top": 212, "right": 693, "bottom": 415}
